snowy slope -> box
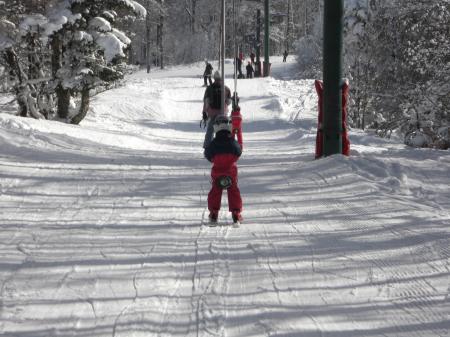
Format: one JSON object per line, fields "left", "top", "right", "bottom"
{"left": 0, "top": 56, "right": 449, "bottom": 337}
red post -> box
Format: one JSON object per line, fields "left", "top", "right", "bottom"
{"left": 315, "top": 80, "right": 324, "bottom": 159}
{"left": 341, "top": 79, "right": 350, "bottom": 156}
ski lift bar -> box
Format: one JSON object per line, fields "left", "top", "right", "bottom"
{"left": 220, "top": 0, "right": 226, "bottom": 115}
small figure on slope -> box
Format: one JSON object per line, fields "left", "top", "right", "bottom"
{"left": 246, "top": 61, "right": 254, "bottom": 79}
{"left": 250, "top": 51, "right": 256, "bottom": 65}
{"left": 203, "top": 59, "right": 213, "bottom": 87}
{"left": 283, "top": 50, "right": 288, "bottom": 62}
{"left": 204, "top": 116, "right": 243, "bottom": 225}
{"left": 234, "top": 56, "right": 244, "bottom": 79}
{"left": 201, "top": 71, "right": 231, "bottom": 149}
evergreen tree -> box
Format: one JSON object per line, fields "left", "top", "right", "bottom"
{"left": 48, "top": 0, "right": 146, "bottom": 123}
{"left": 330, "top": 0, "right": 449, "bottom": 148}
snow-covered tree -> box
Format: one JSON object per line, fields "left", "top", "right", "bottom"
{"left": 1, "top": 0, "right": 146, "bottom": 123}
{"left": 301, "top": 0, "right": 450, "bottom": 149}
{"left": 0, "top": 1, "right": 51, "bottom": 118}
{"left": 294, "top": 1, "right": 322, "bottom": 79}
{"left": 47, "top": 0, "right": 146, "bottom": 124}
{"left": 344, "top": 0, "right": 373, "bottom": 129}
{"left": 347, "top": 0, "right": 450, "bottom": 148}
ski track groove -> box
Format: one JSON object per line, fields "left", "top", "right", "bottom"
{"left": 111, "top": 269, "right": 140, "bottom": 337}
{"left": 156, "top": 228, "right": 187, "bottom": 337}
{"left": 192, "top": 226, "right": 218, "bottom": 336}
{"left": 279, "top": 167, "right": 450, "bottom": 336}
{"left": 188, "top": 203, "right": 236, "bottom": 337}
{"left": 262, "top": 223, "right": 283, "bottom": 306}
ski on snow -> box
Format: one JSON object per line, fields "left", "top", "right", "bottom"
{"left": 207, "top": 220, "right": 240, "bottom": 228}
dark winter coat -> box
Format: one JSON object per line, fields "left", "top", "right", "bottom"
{"left": 203, "top": 81, "right": 232, "bottom": 117}
{"left": 246, "top": 64, "right": 254, "bottom": 75}
{"left": 204, "top": 130, "right": 242, "bottom": 179}
{"left": 204, "top": 63, "right": 213, "bottom": 76}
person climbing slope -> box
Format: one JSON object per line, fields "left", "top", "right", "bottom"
{"left": 246, "top": 61, "right": 254, "bottom": 78}
{"left": 201, "top": 71, "right": 231, "bottom": 149}
{"left": 203, "top": 59, "right": 213, "bottom": 86}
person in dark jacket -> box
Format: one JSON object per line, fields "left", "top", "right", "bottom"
{"left": 201, "top": 71, "right": 231, "bottom": 149}
{"left": 234, "top": 57, "right": 243, "bottom": 78}
{"left": 204, "top": 116, "right": 243, "bottom": 224}
{"left": 250, "top": 51, "right": 255, "bottom": 65}
{"left": 246, "top": 61, "right": 254, "bottom": 78}
{"left": 283, "top": 50, "right": 288, "bottom": 62}
{"left": 203, "top": 59, "right": 213, "bottom": 86}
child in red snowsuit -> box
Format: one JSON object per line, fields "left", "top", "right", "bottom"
{"left": 204, "top": 116, "right": 243, "bottom": 224}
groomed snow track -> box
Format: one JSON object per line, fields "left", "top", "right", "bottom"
{"left": 1, "top": 57, "right": 449, "bottom": 337}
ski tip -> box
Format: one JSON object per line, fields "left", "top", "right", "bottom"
{"left": 208, "top": 220, "right": 218, "bottom": 227}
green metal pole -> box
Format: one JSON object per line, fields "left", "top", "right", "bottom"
{"left": 322, "top": 0, "right": 343, "bottom": 156}
{"left": 256, "top": 8, "right": 261, "bottom": 77}
{"left": 263, "top": 0, "right": 270, "bottom": 76}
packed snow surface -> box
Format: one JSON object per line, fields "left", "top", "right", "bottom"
{"left": 1, "top": 57, "right": 449, "bottom": 337}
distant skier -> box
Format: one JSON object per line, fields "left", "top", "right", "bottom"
{"left": 239, "top": 51, "right": 244, "bottom": 63}
{"left": 283, "top": 50, "right": 288, "bottom": 62}
{"left": 234, "top": 57, "right": 243, "bottom": 79}
{"left": 204, "top": 116, "right": 243, "bottom": 225}
{"left": 254, "top": 60, "right": 261, "bottom": 77}
{"left": 201, "top": 71, "right": 231, "bottom": 149}
{"left": 203, "top": 59, "right": 213, "bottom": 86}
{"left": 246, "top": 61, "right": 254, "bottom": 79}
{"left": 250, "top": 51, "right": 255, "bottom": 65}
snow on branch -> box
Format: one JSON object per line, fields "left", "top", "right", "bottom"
{"left": 41, "top": 2, "right": 82, "bottom": 38}
{"left": 19, "top": 14, "right": 48, "bottom": 34}
{"left": 89, "top": 17, "right": 113, "bottom": 33}
{"left": 112, "top": 28, "right": 131, "bottom": 45}
{"left": 0, "top": 19, "right": 17, "bottom": 51}
{"left": 118, "top": 0, "right": 147, "bottom": 17}
{"left": 93, "top": 31, "right": 127, "bottom": 62}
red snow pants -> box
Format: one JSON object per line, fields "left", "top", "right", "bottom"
{"left": 208, "top": 164, "right": 242, "bottom": 213}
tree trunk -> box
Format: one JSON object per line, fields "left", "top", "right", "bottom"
{"left": 51, "top": 33, "right": 71, "bottom": 119}
{"left": 51, "top": 34, "right": 61, "bottom": 77}
{"left": 146, "top": 7, "right": 151, "bottom": 73}
{"left": 70, "top": 87, "right": 90, "bottom": 125}
{"left": 192, "top": 0, "right": 196, "bottom": 34}
{"left": 56, "top": 86, "right": 71, "bottom": 119}
{"left": 3, "top": 48, "right": 27, "bottom": 116}
{"left": 158, "top": 2, "right": 164, "bottom": 69}
{"left": 304, "top": 0, "right": 308, "bottom": 36}
{"left": 255, "top": 9, "right": 261, "bottom": 77}
{"left": 285, "top": 0, "right": 291, "bottom": 51}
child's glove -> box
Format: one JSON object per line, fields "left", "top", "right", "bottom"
{"left": 200, "top": 111, "right": 207, "bottom": 128}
